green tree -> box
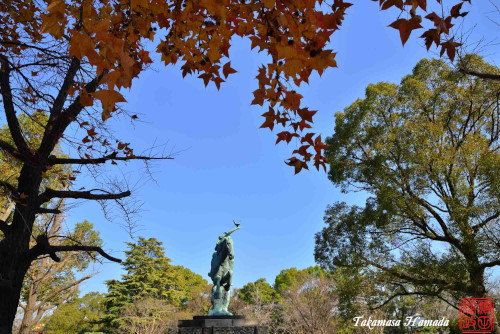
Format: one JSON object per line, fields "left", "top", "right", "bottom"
{"left": 103, "top": 237, "right": 208, "bottom": 330}
{"left": 0, "top": 112, "right": 69, "bottom": 224}
{"left": 274, "top": 266, "right": 330, "bottom": 296}
{"left": 238, "top": 278, "right": 277, "bottom": 305}
{"left": 315, "top": 55, "right": 500, "bottom": 331}
{"left": 0, "top": 113, "right": 102, "bottom": 334}
{"left": 0, "top": 0, "right": 477, "bottom": 329}
{"left": 43, "top": 292, "right": 107, "bottom": 334}
{"left": 273, "top": 267, "right": 337, "bottom": 334}
{"left": 18, "top": 217, "right": 102, "bottom": 334}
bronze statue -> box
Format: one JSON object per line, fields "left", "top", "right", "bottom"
{"left": 207, "top": 221, "right": 241, "bottom": 316}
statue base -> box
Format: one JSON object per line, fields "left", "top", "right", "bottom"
{"left": 178, "top": 315, "right": 268, "bottom": 334}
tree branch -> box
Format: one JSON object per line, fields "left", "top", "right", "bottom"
{"left": 405, "top": 186, "right": 462, "bottom": 249}
{"left": 480, "top": 259, "right": 500, "bottom": 269}
{"left": 0, "top": 180, "right": 17, "bottom": 194}
{"left": 472, "top": 211, "right": 500, "bottom": 233}
{"left": 38, "top": 70, "right": 107, "bottom": 157}
{"left": 46, "top": 245, "right": 121, "bottom": 263}
{"left": 39, "top": 274, "right": 92, "bottom": 306}
{"left": 0, "top": 139, "right": 23, "bottom": 160}
{"left": 50, "top": 56, "right": 81, "bottom": 117}
{"left": 459, "top": 67, "right": 500, "bottom": 81}
{"left": 36, "top": 207, "right": 62, "bottom": 214}
{"left": 47, "top": 152, "right": 173, "bottom": 165}
{"left": 27, "top": 235, "right": 121, "bottom": 263}
{"left": 370, "top": 289, "right": 442, "bottom": 310}
{"left": 0, "top": 219, "right": 7, "bottom": 233}
{"left": 38, "top": 188, "right": 131, "bottom": 204}
{"left": 0, "top": 55, "right": 31, "bottom": 158}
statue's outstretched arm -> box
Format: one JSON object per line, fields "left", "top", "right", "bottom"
{"left": 225, "top": 226, "right": 240, "bottom": 236}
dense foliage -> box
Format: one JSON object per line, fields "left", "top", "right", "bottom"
{"left": 103, "top": 237, "right": 209, "bottom": 330}
{"left": 315, "top": 54, "right": 499, "bottom": 330}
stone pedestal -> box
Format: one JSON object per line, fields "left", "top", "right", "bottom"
{"left": 178, "top": 315, "right": 268, "bottom": 334}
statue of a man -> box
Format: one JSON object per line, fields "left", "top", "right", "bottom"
{"left": 207, "top": 222, "right": 240, "bottom": 316}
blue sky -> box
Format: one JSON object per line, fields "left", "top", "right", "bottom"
{"left": 54, "top": 2, "right": 500, "bottom": 295}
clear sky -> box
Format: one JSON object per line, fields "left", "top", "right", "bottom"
{"left": 53, "top": 2, "right": 500, "bottom": 295}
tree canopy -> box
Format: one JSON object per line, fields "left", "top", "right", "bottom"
{"left": 43, "top": 292, "right": 107, "bottom": 334}
{"left": 18, "top": 218, "right": 102, "bottom": 334}
{"left": 103, "top": 237, "right": 208, "bottom": 329}
{"left": 315, "top": 55, "right": 500, "bottom": 314}
{"left": 0, "top": 0, "right": 482, "bottom": 330}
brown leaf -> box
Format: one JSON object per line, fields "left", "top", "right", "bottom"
{"left": 389, "top": 17, "right": 423, "bottom": 46}
{"left": 223, "top": 62, "right": 237, "bottom": 79}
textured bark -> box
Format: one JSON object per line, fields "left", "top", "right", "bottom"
{"left": 0, "top": 165, "right": 42, "bottom": 334}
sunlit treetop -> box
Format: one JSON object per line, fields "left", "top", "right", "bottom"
{"left": 1, "top": 0, "right": 471, "bottom": 173}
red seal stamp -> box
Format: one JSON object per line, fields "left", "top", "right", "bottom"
{"left": 460, "top": 298, "right": 495, "bottom": 333}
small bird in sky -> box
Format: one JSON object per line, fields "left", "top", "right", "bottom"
{"left": 233, "top": 220, "right": 241, "bottom": 227}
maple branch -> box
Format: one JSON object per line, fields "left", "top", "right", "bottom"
{"left": 27, "top": 235, "right": 121, "bottom": 263}
{"left": 459, "top": 67, "right": 500, "bottom": 81}
{"left": 38, "top": 70, "right": 107, "bottom": 157}
{"left": 0, "top": 139, "right": 23, "bottom": 160}
{"left": 50, "top": 56, "right": 81, "bottom": 117}
{"left": 0, "top": 55, "right": 31, "bottom": 158}
{"left": 47, "top": 152, "right": 174, "bottom": 165}
{"left": 45, "top": 245, "right": 121, "bottom": 263}
{"left": 0, "top": 180, "right": 17, "bottom": 194}
{"left": 36, "top": 207, "right": 62, "bottom": 214}
{"left": 38, "top": 188, "right": 131, "bottom": 204}
{"left": 0, "top": 219, "right": 7, "bottom": 233}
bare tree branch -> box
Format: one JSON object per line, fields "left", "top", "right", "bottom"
{"left": 0, "top": 219, "right": 7, "bottom": 233}
{"left": 27, "top": 236, "right": 121, "bottom": 263}
{"left": 49, "top": 57, "right": 81, "bottom": 117}
{"left": 0, "top": 56, "right": 31, "bottom": 158}
{"left": 36, "top": 208, "right": 62, "bottom": 214}
{"left": 0, "top": 180, "right": 17, "bottom": 194}
{"left": 0, "top": 139, "right": 23, "bottom": 160}
{"left": 47, "top": 152, "right": 173, "bottom": 165}
{"left": 38, "top": 188, "right": 131, "bottom": 204}
{"left": 45, "top": 245, "right": 121, "bottom": 263}
{"left": 38, "top": 70, "right": 107, "bottom": 157}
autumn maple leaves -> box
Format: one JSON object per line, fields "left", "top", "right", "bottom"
{"left": 383, "top": 0, "right": 469, "bottom": 60}
{"left": 34, "top": 0, "right": 471, "bottom": 174}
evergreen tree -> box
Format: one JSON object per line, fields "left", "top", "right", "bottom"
{"left": 103, "top": 237, "right": 208, "bottom": 329}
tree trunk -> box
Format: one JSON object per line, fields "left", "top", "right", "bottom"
{"left": 0, "top": 251, "right": 31, "bottom": 334}
{"left": 17, "top": 284, "right": 36, "bottom": 334}
{"left": 17, "top": 316, "right": 32, "bottom": 334}
{"left": 0, "top": 166, "right": 42, "bottom": 333}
